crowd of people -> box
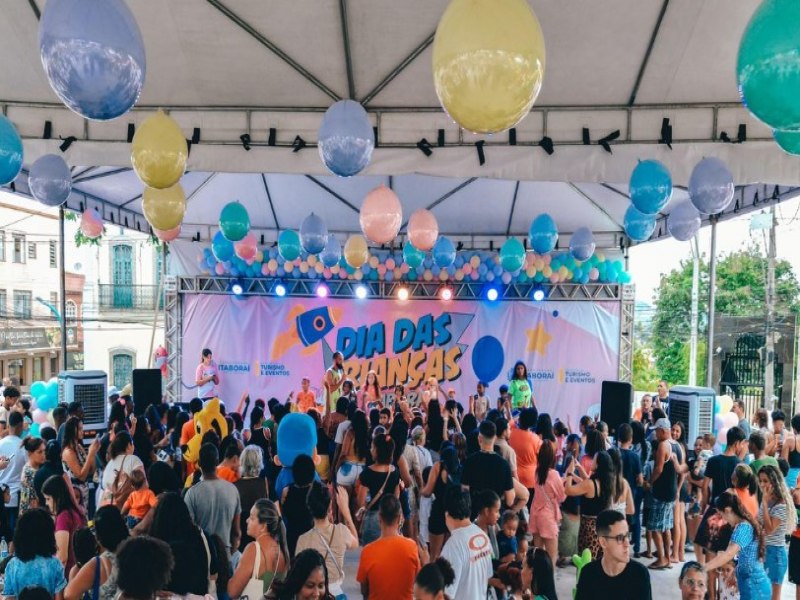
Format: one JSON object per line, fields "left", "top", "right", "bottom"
{"left": 0, "top": 370, "right": 798, "bottom": 599}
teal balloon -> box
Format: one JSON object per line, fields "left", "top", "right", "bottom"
{"left": 403, "top": 241, "right": 425, "bottom": 269}
{"left": 433, "top": 237, "right": 456, "bottom": 268}
{"left": 529, "top": 214, "right": 558, "bottom": 253}
{"left": 630, "top": 160, "right": 672, "bottom": 215}
{"left": 278, "top": 230, "right": 301, "bottom": 261}
{"left": 624, "top": 205, "right": 657, "bottom": 242}
{"left": 774, "top": 129, "right": 800, "bottom": 155}
{"left": 219, "top": 202, "right": 250, "bottom": 242}
{"left": 738, "top": 0, "right": 800, "bottom": 130}
{"left": 0, "top": 116, "right": 23, "bottom": 185}
{"left": 30, "top": 381, "right": 46, "bottom": 399}
{"left": 500, "top": 238, "right": 525, "bottom": 272}
{"left": 212, "top": 231, "right": 234, "bottom": 262}
{"left": 29, "top": 423, "right": 41, "bottom": 438}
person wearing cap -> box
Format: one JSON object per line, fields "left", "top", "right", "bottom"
{"left": 107, "top": 386, "right": 120, "bottom": 404}
{"left": 647, "top": 417, "right": 679, "bottom": 570}
{"left": 292, "top": 377, "right": 317, "bottom": 413}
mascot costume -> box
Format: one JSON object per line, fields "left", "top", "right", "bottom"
{"left": 182, "top": 398, "right": 229, "bottom": 485}
{"left": 273, "top": 412, "right": 319, "bottom": 498}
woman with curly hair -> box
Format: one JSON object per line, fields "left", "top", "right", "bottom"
{"left": 4, "top": 508, "right": 66, "bottom": 599}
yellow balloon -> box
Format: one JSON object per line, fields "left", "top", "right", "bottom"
{"left": 543, "top": 265, "right": 553, "bottom": 277}
{"left": 432, "top": 0, "right": 545, "bottom": 134}
{"left": 344, "top": 235, "right": 369, "bottom": 268}
{"left": 131, "top": 110, "right": 188, "bottom": 189}
{"left": 307, "top": 255, "right": 317, "bottom": 267}
{"left": 142, "top": 183, "right": 186, "bottom": 230}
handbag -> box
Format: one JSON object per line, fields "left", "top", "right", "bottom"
{"left": 355, "top": 468, "right": 392, "bottom": 533}
{"left": 241, "top": 537, "right": 275, "bottom": 600}
{"left": 314, "top": 525, "right": 344, "bottom": 581}
{"left": 100, "top": 456, "right": 134, "bottom": 509}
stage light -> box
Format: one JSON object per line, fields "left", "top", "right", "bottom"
{"left": 531, "top": 285, "right": 546, "bottom": 302}
{"left": 355, "top": 284, "right": 368, "bottom": 300}
{"left": 230, "top": 279, "right": 244, "bottom": 296}
{"left": 440, "top": 286, "right": 453, "bottom": 301}
{"left": 274, "top": 282, "right": 287, "bottom": 297}
{"left": 486, "top": 287, "right": 499, "bottom": 302}
{"left": 316, "top": 283, "right": 329, "bottom": 298}
{"left": 397, "top": 287, "right": 409, "bottom": 301}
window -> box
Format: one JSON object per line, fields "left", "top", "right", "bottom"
{"left": 32, "top": 357, "right": 43, "bottom": 382}
{"left": 13, "top": 291, "right": 31, "bottom": 318}
{"left": 27, "top": 242, "right": 36, "bottom": 260}
{"left": 0, "top": 230, "right": 5, "bottom": 261}
{"left": 111, "top": 353, "right": 134, "bottom": 389}
{"left": 65, "top": 300, "right": 78, "bottom": 322}
{"left": 49, "top": 241, "right": 57, "bottom": 268}
{"left": 112, "top": 244, "right": 134, "bottom": 308}
{"left": 50, "top": 356, "right": 58, "bottom": 378}
{"left": 0, "top": 290, "right": 5, "bottom": 316}
{"left": 12, "top": 234, "right": 25, "bottom": 264}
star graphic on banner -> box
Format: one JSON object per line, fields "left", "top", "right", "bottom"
{"left": 526, "top": 323, "right": 553, "bottom": 356}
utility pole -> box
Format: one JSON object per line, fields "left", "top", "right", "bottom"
{"left": 765, "top": 205, "right": 777, "bottom": 411}
{"left": 689, "top": 235, "right": 700, "bottom": 386}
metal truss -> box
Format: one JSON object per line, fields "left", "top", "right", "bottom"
{"left": 163, "top": 276, "right": 182, "bottom": 404}
{"left": 619, "top": 285, "right": 636, "bottom": 382}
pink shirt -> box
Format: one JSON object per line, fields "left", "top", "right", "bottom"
{"left": 531, "top": 469, "right": 566, "bottom": 521}
{"left": 195, "top": 362, "right": 219, "bottom": 398}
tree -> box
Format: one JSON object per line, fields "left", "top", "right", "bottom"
{"left": 632, "top": 346, "right": 659, "bottom": 392}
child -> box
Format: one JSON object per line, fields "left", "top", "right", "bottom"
{"left": 718, "top": 560, "right": 740, "bottom": 600}
{"left": 496, "top": 511, "right": 519, "bottom": 565}
{"left": 292, "top": 377, "right": 317, "bottom": 413}
{"left": 121, "top": 470, "right": 157, "bottom": 530}
{"left": 694, "top": 434, "right": 715, "bottom": 477}
{"left": 216, "top": 444, "right": 241, "bottom": 483}
{"left": 69, "top": 527, "right": 97, "bottom": 580}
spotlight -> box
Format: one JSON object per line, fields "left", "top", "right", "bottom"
{"left": 531, "top": 285, "right": 546, "bottom": 302}
{"left": 316, "top": 283, "right": 329, "bottom": 298}
{"left": 355, "top": 285, "right": 368, "bottom": 300}
{"left": 440, "top": 287, "right": 453, "bottom": 301}
{"left": 274, "top": 283, "right": 287, "bottom": 297}
{"left": 486, "top": 287, "right": 499, "bottom": 302}
{"left": 230, "top": 279, "right": 244, "bottom": 296}
{"left": 397, "top": 287, "right": 409, "bottom": 301}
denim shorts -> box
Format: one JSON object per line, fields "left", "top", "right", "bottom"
{"left": 765, "top": 544, "right": 788, "bottom": 585}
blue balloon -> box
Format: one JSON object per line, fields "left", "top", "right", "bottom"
{"left": 276, "top": 267, "right": 286, "bottom": 277}
{"left": 423, "top": 257, "right": 433, "bottom": 269}
{"left": 454, "top": 255, "right": 465, "bottom": 268}
{"left": 39, "top": 0, "right": 146, "bottom": 120}
{"left": 529, "top": 214, "right": 558, "bottom": 253}
{"left": 291, "top": 269, "right": 301, "bottom": 279}
{"left": 431, "top": 265, "right": 441, "bottom": 276}
{"left": 403, "top": 241, "right": 425, "bottom": 269}
{"left": 29, "top": 154, "right": 72, "bottom": 206}
{"left": 667, "top": 201, "right": 702, "bottom": 242}
{"left": 0, "top": 116, "right": 23, "bottom": 185}
{"left": 30, "top": 381, "right": 46, "bottom": 399}
{"left": 212, "top": 231, "right": 234, "bottom": 262}
{"left": 299, "top": 213, "right": 328, "bottom": 254}
{"left": 573, "top": 267, "right": 583, "bottom": 280}
{"left": 689, "top": 158, "right": 734, "bottom": 215}
{"left": 278, "top": 230, "right": 302, "bottom": 261}
{"left": 318, "top": 100, "right": 375, "bottom": 177}
{"left": 433, "top": 237, "right": 456, "bottom": 268}
{"left": 385, "top": 271, "right": 394, "bottom": 282}
{"left": 478, "top": 263, "right": 488, "bottom": 276}
{"left": 630, "top": 160, "right": 672, "bottom": 215}
{"left": 230, "top": 267, "right": 240, "bottom": 276}
{"left": 29, "top": 423, "right": 41, "bottom": 438}
{"left": 319, "top": 236, "right": 342, "bottom": 268}
{"left": 624, "top": 205, "right": 657, "bottom": 242}
{"left": 362, "top": 264, "right": 372, "bottom": 275}
{"left": 472, "top": 336, "right": 505, "bottom": 383}
{"left": 447, "top": 265, "right": 456, "bottom": 276}
{"left": 569, "top": 227, "right": 595, "bottom": 262}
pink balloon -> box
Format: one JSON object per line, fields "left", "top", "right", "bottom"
{"left": 377, "top": 264, "right": 387, "bottom": 276}
{"left": 215, "top": 262, "right": 225, "bottom": 275}
{"left": 470, "top": 270, "right": 480, "bottom": 281}
{"left": 462, "top": 264, "right": 472, "bottom": 275}
{"left": 501, "top": 272, "right": 512, "bottom": 284}
{"left": 32, "top": 408, "right": 49, "bottom": 425}
{"left": 549, "top": 273, "right": 560, "bottom": 283}
{"left": 235, "top": 232, "right": 258, "bottom": 261}
{"left": 385, "top": 258, "right": 396, "bottom": 270}
{"left": 261, "top": 263, "right": 270, "bottom": 275}
{"left": 400, "top": 263, "right": 410, "bottom": 274}
{"left": 407, "top": 209, "right": 439, "bottom": 251}
{"left": 589, "top": 267, "right": 599, "bottom": 281}
{"left": 323, "top": 268, "right": 332, "bottom": 278}
{"left": 80, "top": 208, "right": 103, "bottom": 238}
{"left": 360, "top": 185, "right": 402, "bottom": 244}
{"left": 155, "top": 225, "right": 181, "bottom": 242}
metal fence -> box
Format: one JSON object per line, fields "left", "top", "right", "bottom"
{"left": 98, "top": 284, "right": 163, "bottom": 311}
{"left": 718, "top": 334, "right": 784, "bottom": 417}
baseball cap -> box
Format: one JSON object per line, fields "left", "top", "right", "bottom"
{"left": 655, "top": 418, "right": 671, "bottom": 431}
{"left": 107, "top": 386, "right": 120, "bottom": 399}
{"left": 120, "top": 384, "right": 132, "bottom": 398}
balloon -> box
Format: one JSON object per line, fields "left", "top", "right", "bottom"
{"left": 668, "top": 201, "right": 702, "bottom": 242}
{"left": 319, "top": 236, "right": 342, "bottom": 268}
{"left": 219, "top": 202, "right": 250, "bottom": 242}
{"left": 80, "top": 208, "right": 103, "bottom": 239}
{"left": 403, "top": 241, "right": 425, "bottom": 269}
{"left": 28, "top": 154, "right": 71, "bottom": 206}
{"left": 0, "top": 115, "right": 23, "bottom": 185}
{"left": 360, "top": 185, "right": 402, "bottom": 244}
{"left": 154, "top": 225, "right": 180, "bottom": 242}
{"left": 299, "top": 213, "right": 328, "bottom": 254}
{"left": 30, "top": 382, "right": 46, "bottom": 401}
{"left": 234, "top": 232, "right": 257, "bottom": 262}
{"left": 432, "top": 0, "right": 545, "bottom": 133}
{"left": 318, "top": 99, "right": 375, "bottom": 177}
{"left": 29, "top": 423, "right": 41, "bottom": 438}
{"left": 32, "top": 409, "right": 49, "bottom": 425}
{"left": 278, "top": 230, "right": 302, "bottom": 262}
{"left": 688, "top": 158, "right": 735, "bottom": 215}
{"left": 569, "top": 227, "right": 595, "bottom": 262}
{"left": 624, "top": 205, "right": 656, "bottom": 242}
{"left": 529, "top": 214, "right": 558, "bottom": 253}
{"left": 408, "top": 209, "right": 439, "bottom": 251}
{"left": 344, "top": 235, "right": 369, "bottom": 269}
{"left": 39, "top": 0, "right": 146, "bottom": 120}
{"left": 774, "top": 129, "right": 800, "bottom": 155}
{"left": 472, "top": 336, "right": 505, "bottom": 383}
{"left": 500, "top": 238, "right": 525, "bottom": 272}
{"left": 433, "top": 237, "right": 456, "bottom": 268}
{"left": 131, "top": 110, "right": 187, "bottom": 189}
{"left": 717, "top": 395, "right": 734, "bottom": 414}
{"left": 722, "top": 412, "right": 739, "bottom": 429}
{"left": 142, "top": 183, "right": 185, "bottom": 230}
{"left": 212, "top": 231, "right": 234, "bottom": 262}
{"left": 630, "top": 160, "right": 672, "bottom": 215}
{"left": 737, "top": 0, "right": 800, "bottom": 130}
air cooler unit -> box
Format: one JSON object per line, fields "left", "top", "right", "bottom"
{"left": 668, "top": 385, "right": 716, "bottom": 446}
{"left": 58, "top": 370, "right": 108, "bottom": 441}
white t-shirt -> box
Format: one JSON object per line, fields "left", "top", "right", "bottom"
{"left": 101, "top": 453, "right": 144, "bottom": 491}
{"left": 334, "top": 420, "right": 351, "bottom": 445}
{"left": 440, "top": 523, "right": 493, "bottom": 599}
{"left": 0, "top": 435, "right": 25, "bottom": 506}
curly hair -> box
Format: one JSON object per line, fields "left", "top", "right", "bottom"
{"left": 13, "top": 508, "right": 57, "bottom": 561}
{"left": 116, "top": 537, "right": 174, "bottom": 600}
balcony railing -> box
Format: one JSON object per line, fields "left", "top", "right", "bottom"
{"left": 98, "top": 284, "right": 163, "bottom": 311}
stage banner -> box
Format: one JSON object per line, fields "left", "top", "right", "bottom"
{"left": 180, "top": 295, "right": 620, "bottom": 419}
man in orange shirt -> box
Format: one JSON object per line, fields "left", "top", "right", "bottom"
{"left": 508, "top": 407, "right": 542, "bottom": 509}
{"left": 357, "top": 495, "right": 421, "bottom": 599}
{"left": 217, "top": 444, "right": 241, "bottom": 483}
{"left": 293, "top": 377, "right": 317, "bottom": 413}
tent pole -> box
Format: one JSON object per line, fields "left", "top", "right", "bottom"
{"left": 59, "top": 206, "right": 68, "bottom": 372}
{"left": 705, "top": 216, "right": 718, "bottom": 388}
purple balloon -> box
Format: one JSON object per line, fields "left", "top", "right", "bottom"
{"left": 667, "top": 201, "right": 701, "bottom": 242}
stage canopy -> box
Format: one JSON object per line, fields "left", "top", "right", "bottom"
{"left": 5, "top": 0, "right": 800, "bottom": 248}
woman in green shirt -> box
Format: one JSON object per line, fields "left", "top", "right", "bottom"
{"left": 509, "top": 361, "right": 534, "bottom": 410}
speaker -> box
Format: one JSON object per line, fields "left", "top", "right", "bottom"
{"left": 600, "top": 380, "right": 633, "bottom": 438}
{"left": 132, "top": 369, "right": 162, "bottom": 416}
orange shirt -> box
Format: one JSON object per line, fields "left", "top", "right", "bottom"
{"left": 124, "top": 488, "right": 157, "bottom": 519}
{"left": 180, "top": 418, "right": 196, "bottom": 446}
{"left": 356, "top": 535, "right": 419, "bottom": 600}
{"left": 508, "top": 422, "right": 542, "bottom": 488}
{"left": 217, "top": 465, "right": 240, "bottom": 483}
{"left": 735, "top": 488, "right": 758, "bottom": 519}
{"left": 295, "top": 390, "right": 317, "bottom": 413}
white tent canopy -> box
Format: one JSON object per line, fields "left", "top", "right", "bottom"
{"left": 4, "top": 0, "right": 800, "bottom": 246}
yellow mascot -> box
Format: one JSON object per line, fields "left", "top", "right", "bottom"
{"left": 183, "top": 398, "right": 228, "bottom": 486}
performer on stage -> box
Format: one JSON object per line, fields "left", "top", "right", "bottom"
{"left": 323, "top": 351, "right": 345, "bottom": 414}
{"left": 292, "top": 376, "right": 318, "bottom": 413}
{"left": 509, "top": 360, "right": 535, "bottom": 411}
{"left": 359, "top": 370, "right": 382, "bottom": 412}
{"left": 195, "top": 348, "right": 219, "bottom": 400}
{"left": 469, "top": 381, "right": 490, "bottom": 421}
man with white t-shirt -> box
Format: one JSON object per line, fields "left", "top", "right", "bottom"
{"left": 195, "top": 348, "right": 220, "bottom": 400}
{"left": 440, "top": 487, "right": 492, "bottom": 599}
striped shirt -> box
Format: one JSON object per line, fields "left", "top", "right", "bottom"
{"left": 761, "top": 502, "right": 788, "bottom": 546}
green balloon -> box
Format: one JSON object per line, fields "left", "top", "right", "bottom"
{"left": 403, "top": 240, "right": 425, "bottom": 269}
{"left": 738, "top": 0, "right": 800, "bottom": 130}
{"left": 774, "top": 129, "right": 800, "bottom": 155}
{"left": 278, "top": 230, "right": 301, "bottom": 261}
{"left": 219, "top": 202, "right": 250, "bottom": 242}
{"left": 499, "top": 237, "right": 525, "bottom": 272}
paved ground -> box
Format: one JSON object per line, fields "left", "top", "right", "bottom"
{"left": 340, "top": 546, "right": 799, "bottom": 599}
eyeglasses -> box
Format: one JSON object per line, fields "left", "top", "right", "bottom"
{"left": 682, "top": 578, "right": 706, "bottom": 589}
{"left": 600, "top": 534, "right": 629, "bottom": 545}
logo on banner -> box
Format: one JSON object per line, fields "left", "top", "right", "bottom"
{"left": 561, "top": 368, "right": 596, "bottom": 384}
{"left": 530, "top": 369, "right": 555, "bottom": 381}
{"left": 219, "top": 362, "right": 251, "bottom": 373}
